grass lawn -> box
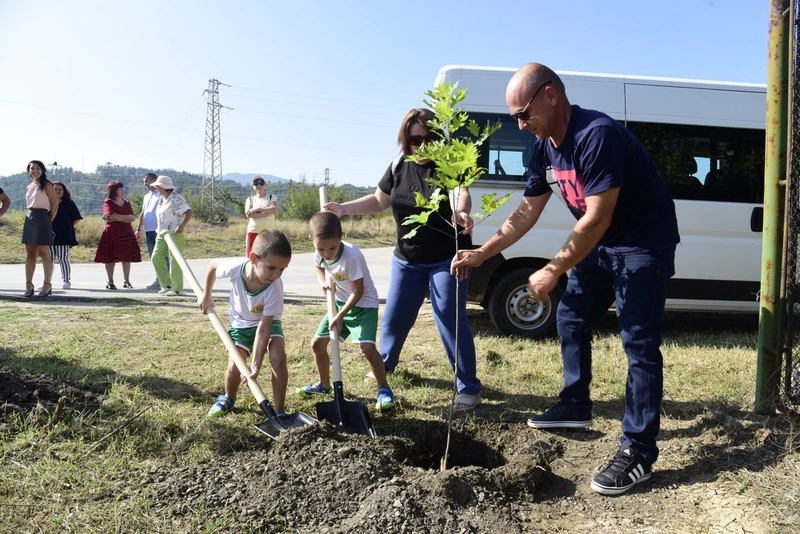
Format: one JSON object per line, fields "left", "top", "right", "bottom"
{"left": 0, "top": 296, "right": 797, "bottom": 532}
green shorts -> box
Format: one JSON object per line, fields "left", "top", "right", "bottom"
{"left": 314, "top": 303, "right": 378, "bottom": 344}
{"left": 228, "top": 320, "right": 284, "bottom": 354}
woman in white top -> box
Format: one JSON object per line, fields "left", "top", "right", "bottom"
{"left": 22, "top": 160, "right": 58, "bottom": 298}
{"left": 150, "top": 175, "right": 193, "bottom": 295}
{"left": 244, "top": 176, "right": 277, "bottom": 256}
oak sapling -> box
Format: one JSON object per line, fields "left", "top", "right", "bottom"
{"left": 401, "top": 82, "right": 510, "bottom": 470}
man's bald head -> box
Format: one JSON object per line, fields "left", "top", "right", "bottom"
{"left": 509, "top": 63, "right": 565, "bottom": 98}
{"left": 507, "top": 63, "right": 572, "bottom": 143}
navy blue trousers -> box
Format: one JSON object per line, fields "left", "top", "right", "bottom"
{"left": 380, "top": 255, "right": 481, "bottom": 395}
{"left": 557, "top": 245, "right": 675, "bottom": 464}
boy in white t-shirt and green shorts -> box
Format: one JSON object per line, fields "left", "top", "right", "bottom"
{"left": 200, "top": 229, "right": 292, "bottom": 418}
{"left": 296, "top": 211, "right": 395, "bottom": 412}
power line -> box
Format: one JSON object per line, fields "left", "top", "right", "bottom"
{"left": 229, "top": 106, "right": 395, "bottom": 129}
{"left": 221, "top": 91, "right": 400, "bottom": 118}
{"left": 0, "top": 97, "right": 395, "bottom": 136}
{"left": 224, "top": 84, "right": 409, "bottom": 111}
{"left": 0, "top": 98, "right": 201, "bottom": 134}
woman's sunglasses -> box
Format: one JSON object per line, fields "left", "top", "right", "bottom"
{"left": 408, "top": 135, "right": 435, "bottom": 147}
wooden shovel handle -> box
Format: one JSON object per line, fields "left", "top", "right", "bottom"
{"left": 163, "top": 233, "right": 267, "bottom": 405}
{"left": 326, "top": 277, "right": 342, "bottom": 383}
{"left": 319, "top": 185, "right": 343, "bottom": 383}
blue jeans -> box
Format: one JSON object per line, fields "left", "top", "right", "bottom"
{"left": 146, "top": 230, "right": 169, "bottom": 272}
{"left": 381, "top": 255, "right": 481, "bottom": 395}
{"left": 557, "top": 245, "right": 675, "bottom": 464}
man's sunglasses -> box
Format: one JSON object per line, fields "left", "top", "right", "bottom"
{"left": 408, "top": 134, "right": 435, "bottom": 147}
{"left": 510, "top": 80, "right": 553, "bottom": 121}
{"left": 253, "top": 181, "right": 266, "bottom": 186}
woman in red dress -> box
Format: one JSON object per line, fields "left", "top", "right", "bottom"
{"left": 94, "top": 181, "right": 142, "bottom": 289}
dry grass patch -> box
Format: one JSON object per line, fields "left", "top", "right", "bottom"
{"left": 0, "top": 211, "right": 396, "bottom": 264}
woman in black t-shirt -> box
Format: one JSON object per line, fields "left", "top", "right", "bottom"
{"left": 324, "top": 108, "right": 482, "bottom": 411}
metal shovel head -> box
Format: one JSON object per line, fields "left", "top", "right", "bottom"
{"left": 254, "top": 400, "right": 317, "bottom": 440}
{"left": 254, "top": 419, "right": 284, "bottom": 440}
{"left": 316, "top": 382, "right": 377, "bottom": 438}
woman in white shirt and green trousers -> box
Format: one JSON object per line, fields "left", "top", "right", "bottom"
{"left": 244, "top": 176, "right": 277, "bottom": 256}
{"left": 151, "top": 175, "right": 193, "bottom": 296}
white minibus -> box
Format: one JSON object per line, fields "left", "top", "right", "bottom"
{"left": 434, "top": 65, "right": 767, "bottom": 338}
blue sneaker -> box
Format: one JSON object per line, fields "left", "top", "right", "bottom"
{"left": 527, "top": 401, "right": 592, "bottom": 429}
{"left": 207, "top": 395, "right": 234, "bottom": 418}
{"left": 376, "top": 387, "right": 395, "bottom": 412}
{"left": 295, "top": 382, "right": 331, "bottom": 398}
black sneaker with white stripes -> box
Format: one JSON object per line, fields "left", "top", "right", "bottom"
{"left": 590, "top": 447, "right": 652, "bottom": 495}
{"left": 527, "top": 401, "right": 592, "bottom": 429}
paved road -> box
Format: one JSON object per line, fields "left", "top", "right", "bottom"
{"left": 0, "top": 247, "right": 395, "bottom": 303}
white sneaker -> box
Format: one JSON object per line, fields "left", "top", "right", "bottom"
{"left": 62, "top": 282, "right": 71, "bottom": 289}
{"left": 165, "top": 290, "right": 180, "bottom": 296}
{"left": 147, "top": 280, "right": 161, "bottom": 289}
{"left": 158, "top": 287, "right": 172, "bottom": 295}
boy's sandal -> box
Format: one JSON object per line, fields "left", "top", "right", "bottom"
{"left": 376, "top": 387, "right": 395, "bottom": 412}
{"left": 295, "top": 382, "right": 331, "bottom": 398}
{"left": 452, "top": 393, "right": 481, "bottom": 412}
{"left": 207, "top": 395, "right": 234, "bottom": 418}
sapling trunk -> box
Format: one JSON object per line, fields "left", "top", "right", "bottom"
{"left": 441, "top": 191, "right": 462, "bottom": 472}
{"left": 402, "top": 82, "right": 508, "bottom": 471}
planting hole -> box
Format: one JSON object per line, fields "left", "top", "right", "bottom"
{"left": 389, "top": 420, "right": 506, "bottom": 470}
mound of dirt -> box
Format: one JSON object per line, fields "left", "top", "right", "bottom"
{"left": 0, "top": 367, "right": 103, "bottom": 424}
{"left": 147, "top": 422, "right": 561, "bottom": 533}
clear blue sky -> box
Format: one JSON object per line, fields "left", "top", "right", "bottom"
{"left": 0, "top": 1, "right": 768, "bottom": 187}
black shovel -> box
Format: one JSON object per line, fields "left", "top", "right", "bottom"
{"left": 164, "top": 234, "right": 317, "bottom": 439}
{"left": 315, "top": 277, "right": 377, "bottom": 437}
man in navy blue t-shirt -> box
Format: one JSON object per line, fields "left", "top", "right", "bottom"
{"left": 452, "top": 63, "right": 680, "bottom": 496}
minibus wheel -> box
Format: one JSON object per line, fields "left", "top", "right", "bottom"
{"left": 487, "top": 268, "right": 561, "bottom": 339}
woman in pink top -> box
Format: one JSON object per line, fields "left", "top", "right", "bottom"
{"left": 22, "top": 160, "right": 58, "bottom": 298}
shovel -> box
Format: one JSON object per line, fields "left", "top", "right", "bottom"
{"left": 164, "top": 233, "right": 317, "bottom": 439}
{"left": 314, "top": 276, "right": 377, "bottom": 437}
{"left": 316, "top": 186, "right": 376, "bottom": 437}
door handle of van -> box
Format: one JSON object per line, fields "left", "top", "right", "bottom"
{"left": 750, "top": 207, "right": 763, "bottom": 233}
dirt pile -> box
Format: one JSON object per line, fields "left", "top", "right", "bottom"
{"left": 0, "top": 366, "right": 103, "bottom": 426}
{"left": 148, "top": 422, "right": 561, "bottom": 533}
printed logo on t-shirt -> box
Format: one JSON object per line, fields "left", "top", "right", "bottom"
{"left": 547, "top": 167, "right": 586, "bottom": 213}
{"left": 251, "top": 304, "right": 264, "bottom": 313}
{"left": 332, "top": 272, "right": 347, "bottom": 282}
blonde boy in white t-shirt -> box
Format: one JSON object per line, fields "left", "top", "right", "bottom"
{"left": 200, "top": 229, "right": 291, "bottom": 418}
{"left": 296, "top": 211, "right": 395, "bottom": 412}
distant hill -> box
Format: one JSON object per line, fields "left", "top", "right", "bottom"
{"left": 0, "top": 165, "right": 373, "bottom": 217}
{"left": 224, "top": 173, "right": 288, "bottom": 185}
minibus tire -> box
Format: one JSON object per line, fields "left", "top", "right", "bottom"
{"left": 487, "top": 268, "right": 560, "bottom": 339}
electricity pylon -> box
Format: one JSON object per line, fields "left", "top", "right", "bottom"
{"left": 202, "top": 78, "right": 231, "bottom": 221}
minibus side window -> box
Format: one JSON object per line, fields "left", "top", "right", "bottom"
{"left": 627, "top": 122, "right": 765, "bottom": 203}
{"left": 472, "top": 113, "right": 529, "bottom": 182}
